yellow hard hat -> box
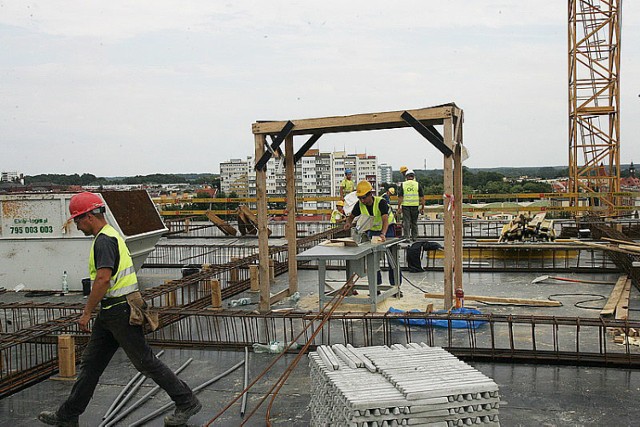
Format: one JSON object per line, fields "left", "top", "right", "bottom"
{"left": 388, "top": 187, "right": 395, "bottom": 195}
{"left": 336, "top": 200, "right": 344, "bottom": 207}
{"left": 356, "top": 180, "right": 373, "bottom": 197}
{"left": 399, "top": 166, "right": 408, "bottom": 174}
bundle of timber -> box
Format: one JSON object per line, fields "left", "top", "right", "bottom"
{"left": 309, "top": 343, "right": 500, "bottom": 427}
{"left": 499, "top": 212, "right": 555, "bottom": 242}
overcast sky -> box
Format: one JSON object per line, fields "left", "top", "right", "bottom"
{"left": 1, "top": 1, "right": 638, "bottom": 177}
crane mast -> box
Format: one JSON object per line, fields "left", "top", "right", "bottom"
{"left": 568, "top": 0, "right": 622, "bottom": 213}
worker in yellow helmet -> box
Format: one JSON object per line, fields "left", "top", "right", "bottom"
{"left": 399, "top": 165, "right": 408, "bottom": 176}
{"left": 344, "top": 181, "right": 400, "bottom": 286}
{"left": 330, "top": 200, "right": 345, "bottom": 224}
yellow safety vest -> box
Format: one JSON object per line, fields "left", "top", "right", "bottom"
{"left": 402, "top": 180, "right": 419, "bottom": 207}
{"left": 330, "top": 209, "right": 343, "bottom": 223}
{"left": 358, "top": 196, "right": 394, "bottom": 231}
{"left": 89, "top": 224, "right": 139, "bottom": 299}
{"left": 340, "top": 179, "right": 355, "bottom": 194}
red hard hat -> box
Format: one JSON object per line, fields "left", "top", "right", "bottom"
{"left": 68, "top": 192, "right": 105, "bottom": 219}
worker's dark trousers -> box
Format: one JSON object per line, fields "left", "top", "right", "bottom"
{"left": 402, "top": 206, "right": 419, "bottom": 241}
{"left": 369, "top": 227, "right": 402, "bottom": 286}
{"left": 57, "top": 303, "right": 196, "bottom": 420}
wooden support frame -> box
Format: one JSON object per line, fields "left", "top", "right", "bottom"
{"left": 252, "top": 104, "right": 464, "bottom": 312}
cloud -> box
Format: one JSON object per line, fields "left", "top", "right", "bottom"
{"left": 0, "top": 1, "right": 638, "bottom": 176}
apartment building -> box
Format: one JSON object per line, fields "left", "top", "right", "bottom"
{"left": 219, "top": 151, "right": 379, "bottom": 210}
{"left": 378, "top": 163, "right": 393, "bottom": 185}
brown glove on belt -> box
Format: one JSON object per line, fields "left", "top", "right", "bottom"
{"left": 126, "top": 291, "right": 160, "bottom": 331}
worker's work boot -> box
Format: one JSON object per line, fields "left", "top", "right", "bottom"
{"left": 37, "top": 411, "right": 79, "bottom": 427}
{"left": 164, "top": 398, "right": 202, "bottom": 426}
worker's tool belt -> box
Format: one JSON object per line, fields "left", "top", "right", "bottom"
{"left": 101, "top": 295, "right": 128, "bottom": 309}
{"left": 126, "top": 291, "right": 159, "bottom": 331}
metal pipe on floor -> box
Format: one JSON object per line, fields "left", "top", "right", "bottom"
{"left": 104, "top": 357, "right": 193, "bottom": 427}
{"left": 129, "top": 359, "right": 245, "bottom": 427}
{"left": 102, "top": 350, "right": 164, "bottom": 421}
{"left": 240, "top": 346, "right": 249, "bottom": 417}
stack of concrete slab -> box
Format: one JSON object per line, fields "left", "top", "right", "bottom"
{"left": 309, "top": 343, "right": 500, "bottom": 426}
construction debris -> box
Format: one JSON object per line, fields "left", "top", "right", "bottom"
{"left": 498, "top": 212, "right": 555, "bottom": 242}
{"left": 309, "top": 343, "right": 500, "bottom": 427}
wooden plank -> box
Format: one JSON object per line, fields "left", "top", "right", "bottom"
{"left": 252, "top": 105, "right": 455, "bottom": 135}
{"left": 601, "top": 275, "right": 628, "bottom": 316}
{"left": 238, "top": 205, "right": 271, "bottom": 236}
{"left": 615, "top": 278, "right": 632, "bottom": 321}
{"left": 573, "top": 240, "right": 638, "bottom": 254}
{"left": 619, "top": 244, "right": 640, "bottom": 253}
{"left": 602, "top": 237, "right": 640, "bottom": 246}
{"left": 204, "top": 211, "right": 237, "bottom": 236}
{"left": 269, "top": 288, "right": 290, "bottom": 305}
{"left": 424, "top": 292, "right": 562, "bottom": 307}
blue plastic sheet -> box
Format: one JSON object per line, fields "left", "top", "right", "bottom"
{"left": 388, "top": 307, "right": 487, "bottom": 329}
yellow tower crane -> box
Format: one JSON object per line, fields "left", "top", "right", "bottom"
{"left": 568, "top": 0, "right": 622, "bottom": 213}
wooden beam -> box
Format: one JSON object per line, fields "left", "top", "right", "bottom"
{"left": 204, "top": 211, "right": 237, "bottom": 236}
{"left": 443, "top": 129, "right": 454, "bottom": 309}
{"left": 452, "top": 122, "right": 463, "bottom": 304}
{"left": 401, "top": 111, "right": 452, "bottom": 156}
{"left": 254, "top": 120, "right": 294, "bottom": 171}
{"left": 255, "top": 134, "right": 271, "bottom": 312}
{"left": 269, "top": 288, "right": 291, "bottom": 305}
{"left": 424, "top": 293, "right": 562, "bottom": 307}
{"left": 615, "top": 278, "right": 632, "bottom": 320}
{"left": 285, "top": 134, "right": 298, "bottom": 294}
{"left": 293, "top": 133, "right": 323, "bottom": 163}
{"left": 252, "top": 105, "right": 455, "bottom": 135}
{"left": 601, "top": 275, "right": 628, "bottom": 316}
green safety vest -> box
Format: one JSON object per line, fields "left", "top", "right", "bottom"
{"left": 89, "top": 224, "right": 139, "bottom": 299}
{"left": 402, "top": 180, "right": 420, "bottom": 207}
{"left": 340, "top": 179, "right": 355, "bottom": 194}
{"left": 358, "top": 196, "right": 395, "bottom": 232}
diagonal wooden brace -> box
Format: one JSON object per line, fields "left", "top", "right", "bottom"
{"left": 293, "top": 133, "right": 323, "bottom": 164}
{"left": 254, "top": 120, "right": 295, "bottom": 171}
{"left": 401, "top": 111, "right": 452, "bottom": 157}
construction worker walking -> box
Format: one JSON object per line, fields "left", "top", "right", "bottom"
{"left": 38, "top": 192, "right": 201, "bottom": 427}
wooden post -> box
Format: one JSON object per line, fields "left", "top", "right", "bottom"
{"left": 269, "top": 259, "right": 276, "bottom": 284}
{"left": 163, "top": 280, "right": 176, "bottom": 306}
{"left": 249, "top": 264, "right": 260, "bottom": 292}
{"left": 285, "top": 134, "right": 299, "bottom": 294}
{"left": 255, "top": 134, "right": 271, "bottom": 312}
{"left": 58, "top": 335, "right": 76, "bottom": 378}
{"left": 453, "top": 120, "right": 464, "bottom": 307}
{"left": 210, "top": 279, "right": 222, "bottom": 310}
{"left": 443, "top": 117, "right": 454, "bottom": 310}
{"left": 230, "top": 257, "right": 240, "bottom": 283}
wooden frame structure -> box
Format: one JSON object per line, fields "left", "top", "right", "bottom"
{"left": 252, "top": 104, "right": 465, "bottom": 312}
